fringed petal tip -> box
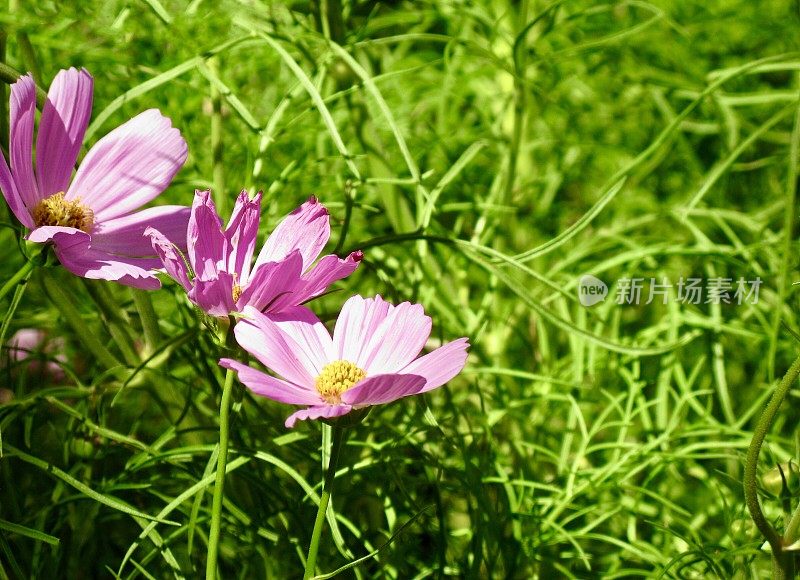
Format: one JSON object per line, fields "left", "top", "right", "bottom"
{"left": 284, "top": 404, "right": 352, "bottom": 428}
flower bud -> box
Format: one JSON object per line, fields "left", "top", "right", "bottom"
{"left": 762, "top": 462, "right": 800, "bottom": 497}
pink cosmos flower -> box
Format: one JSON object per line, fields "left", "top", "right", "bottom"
{"left": 6, "top": 328, "right": 66, "bottom": 381}
{"left": 146, "top": 189, "right": 362, "bottom": 317}
{"left": 219, "top": 295, "right": 470, "bottom": 427}
{"left": 0, "top": 68, "right": 189, "bottom": 289}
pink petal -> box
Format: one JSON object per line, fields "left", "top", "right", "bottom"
{"left": 91, "top": 205, "right": 190, "bottom": 257}
{"left": 146, "top": 227, "right": 192, "bottom": 291}
{"left": 187, "top": 190, "right": 225, "bottom": 280}
{"left": 402, "top": 338, "right": 470, "bottom": 393}
{"left": 219, "top": 358, "right": 323, "bottom": 405}
{"left": 47, "top": 229, "right": 161, "bottom": 289}
{"left": 66, "top": 109, "right": 187, "bottom": 221}
{"left": 0, "top": 151, "right": 33, "bottom": 228}
{"left": 233, "top": 307, "right": 320, "bottom": 387}
{"left": 9, "top": 74, "right": 39, "bottom": 209}
{"left": 266, "top": 306, "right": 335, "bottom": 374}
{"left": 254, "top": 196, "right": 330, "bottom": 272}
{"left": 224, "top": 190, "right": 261, "bottom": 284}
{"left": 36, "top": 68, "right": 93, "bottom": 197}
{"left": 188, "top": 272, "right": 237, "bottom": 317}
{"left": 360, "top": 301, "right": 432, "bottom": 374}
{"left": 341, "top": 373, "right": 426, "bottom": 406}
{"left": 284, "top": 404, "right": 352, "bottom": 428}
{"left": 332, "top": 294, "right": 392, "bottom": 367}
{"left": 27, "top": 224, "right": 86, "bottom": 243}
{"left": 335, "top": 297, "right": 431, "bottom": 375}
{"left": 238, "top": 251, "right": 303, "bottom": 313}
{"left": 269, "top": 250, "right": 362, "bottom": 313}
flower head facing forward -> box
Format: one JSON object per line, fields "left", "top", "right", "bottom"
{"left": 146, "top": 190, "right": 362, "bottom": 317}
{"left": 0, "top": 68, "right": 189, "bottom": 289}
{"left": 219, "top": 295, "right": 470, "bottom": 428}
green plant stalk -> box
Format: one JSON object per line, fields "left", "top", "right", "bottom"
{"left": 303, "top": 426, "right": 345, "bottom": 580}
{"left": 0, "top": 259, "right": 35, "bottom": 303}
{"left": 205, "top": 366, "right": 236, "bottom": 580}
{"left": 209, "top": 57, "right": 225, "bottom": 215}
{"left": 767, "top": 74, "right": 800, "bottom": 381}
{"left": 131, "top": 289, "right": 161, "bottom": 356}
{"left": 42, "top": 275, "right": 122, "bottom": 371}
{"left": 0, "top": 26, "right": 8, "bottom": 153}
{"left": 744, "top": 354, "right": 800, "bottom": 577}
{"left": 82, "top": 280, "right": 139, "bottom": 366}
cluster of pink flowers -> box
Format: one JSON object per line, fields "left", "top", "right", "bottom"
{"left": 0, "top": 68, "right": 469, "bottom": 427}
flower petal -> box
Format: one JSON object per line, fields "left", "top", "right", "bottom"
{"left": 47, "top": 229, "right": 161, "bottom": 289}
{"left": 225, "top": 190, "right": 261, "bottom": 284}
{"left": 332, "top": 294, "right": 392, "bottom": 367}
{"left": 341, "top": 373, "right": 426, "bottom": 406}
{"left": 219, "top": 358, "right": 323, "bottom": 405}
{"left": 145, "top": 227, "right": 192, "bottom": 291}
{"left": 233, "top": 306, "right": 323, "bottom": 387}
{"left": 254, "top": 196, "right": 330, "bottom": 271}
{"left": 362, "top": 301, "right": 432, "bottom": 374}
{"left": 27, "top": 224, "right": 86, "bottom": 243}
{"left": 188, "top": 272, "right": 236, "bottom": 317}
{"left": 66, "top": 109, "right": 187, "bottom": 220}
{"left": 401, "top": 338, "right": 470, "bottom": 393}
{"left": 9, "top": 74, "right": 39, "bottom": 209}
{"left": 272, "top": 250, "right": 362, "bottom": 311}
{"left": 36, "top": 67, "right": 93, "bottom": 197}
{"left": 187, "top": 190, "right": 225, "bottom": 280}
{"left": 284, "top": 404, "right": 352, "bottom": 428}
{"left": 238, "top": 250, "right": 303, "bottom": 313}
{"left": 92, "top": 205, "right": 190, "bottom": 257}
{"left": 267, "top": 306, "right": 335, "bottom": 371}
{"left": 0, "top": 151, "right": 33, "bottom": 228}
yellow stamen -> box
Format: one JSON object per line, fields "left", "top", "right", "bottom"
{"left": 31, "top": 192, "right": 94, "bottom": 233}
{"left": 315, "top": 360, "right": 366, "bottom": 404}
{"left": 232, "top": 284, "right": 243, "bottom": 303}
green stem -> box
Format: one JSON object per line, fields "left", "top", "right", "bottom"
{"left": 0, "top": 259, "right": 34, "bottom": 303}
{"left": 209, "top": 57, "right": 225, "bottom": 215}
{"left": 82, "top": 280, "right": 139, "bottom": 366}
{"left": 205, "top": 366, "right": 236, "bottom": 580}
{"left": 743, "top": 354, "right": 800, "bottom": 574}
{"left": 767, "top": 73, "right": 800, "bottom": 381}
{"left": 303, "top": 426, "right": 346, "bottom": 580}
{"left": 785, "top": 499, "right": 800, "bottom": 545}
{"left": 131, "top": 289, "right": 161, "bottom": 356}
{"left": 42, "top": 275, "right": 122, "bottom": 371}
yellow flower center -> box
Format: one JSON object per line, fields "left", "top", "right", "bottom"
{"left": 31, "top": 192, "right": 94, "bottom": 233}
{"left": 315, "top": 360, "right": 366, "bottom": 404}
{"left": 232, "top": 284, "right": 243, "bottom": 303}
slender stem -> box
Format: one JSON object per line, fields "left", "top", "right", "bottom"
{"left": 131, "top": 289, "right": 161, "bottom": 356}
{"left": 785, "top": 499, "right": 800, "bottom": 545}
{"left": 209, "top": 57, "right": 226, "bottom": 215}
{"left": 205, "top": 366, "right": 236, "bottom": 580}
{"left": 303, "top": 426, "right": 346, "bottom": 580}
{"left": 42, "top": 275, "right": 122, "bottom": 371}
{"left": 0, "top": 259, "right": 34, "bottom": 303}
{"left": 744, "top": 354, "right": 800, "bottom": 573}
{"left": 82, "top": 280, "right": 139, "bottom": 366}
{"left": 767, "top": 73, "right": 800, "bottom": 381}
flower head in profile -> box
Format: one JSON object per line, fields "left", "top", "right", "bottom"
{"left": 219, "top": 295, "right": 469, "bottom": 427}
{"left": 6, "top": 328, "right": 66, "bottom": 382}
{"left": 0, "top": 68, "right": 189, "bottom": 288}
{"left": 146, "top": 190, "right": 362, "bottom": 317}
